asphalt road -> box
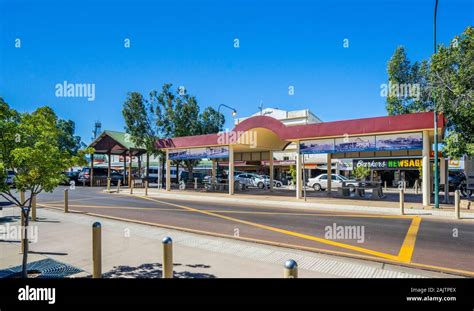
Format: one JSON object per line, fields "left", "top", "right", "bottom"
{"left": 10, "top": 186, "right": 474, "bottom": 276}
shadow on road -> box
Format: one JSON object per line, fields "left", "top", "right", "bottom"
{"left": 102, "top": 262, "right": 216, "bottom": 278}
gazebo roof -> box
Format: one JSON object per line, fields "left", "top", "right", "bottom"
{"left": 89, "top": 130, "right": 147, "bottom": 156}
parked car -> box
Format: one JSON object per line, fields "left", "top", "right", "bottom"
{"left": 255, "top": 175, "right": 283, "bottom": 188}
{"left": 141, "top": 167, "right": 160, "bottom": 183}
{"left": 179, "top": 171, "right": 206, "bottom": 183}
{"left": 78, "top": 167, "right": 123, "bottom": 185}
{"left": 448, "top": 172, "right": 472, "bottom": 197}
{"left": 235, "top": 173, "right": 258, "bottom": 188}
{"left": 61, "top": 171, "right": 80, "bottom": 185}
{"left": 307, "top": 174, "right": 358, "bottom": 191}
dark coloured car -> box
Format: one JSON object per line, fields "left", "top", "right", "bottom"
{"left": 78, "top": 167, "right": 123, "bottom": 186}
{"left": 179, "top": 171, "right": 206, "bottom": 183}
{"left": 448, "top": 172, "right": 472, "bottom": 197}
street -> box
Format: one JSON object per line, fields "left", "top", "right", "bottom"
{"left": 23, "top": 186, "right": 474, "bottom": 276}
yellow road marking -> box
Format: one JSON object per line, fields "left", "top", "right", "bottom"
{"left": 133, "top": 195, "right": 403, "bottom": 261}
{"left": 398, "top": 216, "right": 422, "bottom": 263}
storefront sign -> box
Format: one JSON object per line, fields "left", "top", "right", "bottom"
{"left": 353, "top": 158, "right": 422, "bottom": 170}
{"left": 169, "top": 146, "right": 229, "bottom": 160}
{"left": 300, "top": 132, "right": 423, "bottom": 154}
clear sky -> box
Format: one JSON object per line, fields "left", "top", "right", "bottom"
{"left": 0, "top": 0, "right": 472, "bottom": 144}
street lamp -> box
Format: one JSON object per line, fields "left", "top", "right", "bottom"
{"left": 433, "top": 0, "right": 440, "bottom": 208}
{"left": 218, "top": 104, "right": 237, "bottom": 117}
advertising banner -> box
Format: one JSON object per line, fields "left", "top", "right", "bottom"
{"left": 300, "top": 132, "right": 423, "bottom": 154}
{"left": 169, "top": 146, "right": 229, "bottom": 160}
{"left": 352, "top": 158, "right": 422, "bottom": 170}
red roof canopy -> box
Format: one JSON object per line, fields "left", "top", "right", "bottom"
{"left": 155, "top": 112, "right": 444, "bottom": 149}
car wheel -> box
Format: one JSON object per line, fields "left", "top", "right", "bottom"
{"left": 257, "top": 182, "right": 264, "bottom": 189}
{"left": 275, "top": 182, "right": 282, "bottom": 188}
{"left": 313, "top": 183, "right": 321, "bottom": 191}
{"left": 348, "top": 185, "right": 355, "bottom": 192}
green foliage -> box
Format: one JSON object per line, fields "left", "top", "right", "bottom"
{"left": 353, "top": 165, "right": 371, "bottom": 180}
{"left": 0, "top": 101, "right": 89, "bottom": 200}
{"left": 0, "top": 98, "right": 90, "bottom": 278}
{"left": 386, "top": 47, "right": 432, "bottom": 115}
{"left": 149, "top": 83, "right": 226, "bottom": 174}
{"left": 122, "top": 92, "right": 158, "bottom": 155}
{"left": 385, "top": 26, "right": 474, "bottom": 158}
{"left": 57, "top": 119, "right": 85, "bottom": 155}
{"left": 288, "top": 164, "right": 296, "bottom": 181}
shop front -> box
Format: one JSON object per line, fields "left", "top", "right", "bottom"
{"left": 352, "top": 158, "right": 422, "bottom": 188}
{"left": 156, "top": 111, "right": 445, "bottom": 206}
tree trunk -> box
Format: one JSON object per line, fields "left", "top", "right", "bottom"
{"left": 21, "top": 204, "right": 31, "bottom": 279}
{"left": 187, "top": 161, "right": 194, "bottom": 176}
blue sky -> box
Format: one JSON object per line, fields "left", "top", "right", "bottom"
{"left": 0, "top": 0, "right": 472, "bottom": 144}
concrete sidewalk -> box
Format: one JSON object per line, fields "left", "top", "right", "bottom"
{"left": 123, "top": 188, "right": 474, "bottom": 221}
{"left": 0, "top": 206, "right": 455, "bottom": 278}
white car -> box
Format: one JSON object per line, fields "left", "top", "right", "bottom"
{"left": 254, "top": 175, "right": 283, "bottom": 189}
{"left": 307, "top": 174, "right": 357, "bottom": 191}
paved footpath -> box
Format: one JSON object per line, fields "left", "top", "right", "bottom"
{"left": 0, "top": 206, "right": 454, "bottom": 278}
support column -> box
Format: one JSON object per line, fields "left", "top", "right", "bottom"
{"left": 138, "top": 154, "right": 142, "bottom": 179}
{"left": 90, "top": 153, "right": 94, "bottom": 187}
{"left": 166, "top": 150, "right": 171, "bottom": 191}
{"left": 107, "top": 152, "right": 111, "bottom": 179}
{"left": 422, "top": 130, "right": 431, "bottom": 207}
{"left": 228, "top": 145, "right": 234, "bottom": 195}
{"left": 146, "top": 153, "right": 150, "bottom": 184}
{"left": 296, "top": 142, "right": 302, "bottom": 199}
{"left": 123, "top": 152, "right": 127, "bottom": 185}
{"left": 128, "top": 150, "right": 132, "bottom": 187}
{"left": 269, "top": 150, "right": 274, "bottom": 191}
{"left": 327, "top": 153, "right": 332, "bottom": 196}
{"left": 211, "top": 159, "right": 217, "bottom": 184}
{"left": 443, "top": 158, "right": 449, "bottom": 203}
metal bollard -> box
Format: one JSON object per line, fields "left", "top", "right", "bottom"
{"left": 454, "top": 190, "right": 460, "bottom": 219}
{"left": 145, "top": 180, "right": 148, "bottom": 196}
{"left": 92, "top": 222, "right": 102, "bottom": 278}
{"left": 194, "top": 177, "right": 198, "bottom": 190}
{"left": 106, "top": 178, "right": 111, "bottom": 191}
{"left": 399, "top": 188, "right": 405, "bottom": 215}
{"left": 162, "top": 236, "right": 173, "bottom": 278}
{"left": 384, "top": 181, "right": 387, "bottom": 192}
{"left": 130, "top": 179, "right": 134, "bottom": 194}
{"left": 64, "top": 189, "right": 69, "bottom": 213}
{"left": 284, "top": 259, "right": 298, "bottom": 278}
{"left": 117, "top": 179, "right": 121, "bottom": 193}
{"left": 31, "top": 195, "right": 37, "bottom": 221}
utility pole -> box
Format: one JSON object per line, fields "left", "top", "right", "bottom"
{"left": 433, "top": 0, "right": 440, "bottom": 208}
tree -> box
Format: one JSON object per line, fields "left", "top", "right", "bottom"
{"left": 151, "top": 84, "right": 225, "bottom": 177}
{"left": 57, "top": 119, "right": 85, "bottom": 155}
{"left": 385, "top": 46, "right": 432, "bottom": 115}
{"left": 122, "top": 92, "right": 160, "bottom": 184}
{"left": 430, "top": 26, "right": 474, "bottom": 158}
{"left": 385, "top": 26, "right": 473, "bottom": 158}
{"left": 0, "top": 98, "right": 90, "bottom": 278}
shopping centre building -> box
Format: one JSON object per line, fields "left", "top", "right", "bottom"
{"left": 153, "top": 110, "right": 446, "bottom": 207}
